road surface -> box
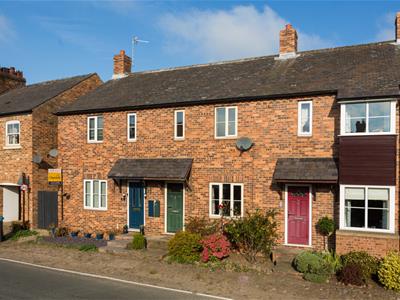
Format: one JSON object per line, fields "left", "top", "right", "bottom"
{"left": 0, "top": 259, "right": 219, "bottom": 300}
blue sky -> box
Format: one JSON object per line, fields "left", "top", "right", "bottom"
{"left": 0, "top": 1, "right": 399, "bottom": 84}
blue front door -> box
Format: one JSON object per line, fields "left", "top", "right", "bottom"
{"left": 129, "top": 182, "right": 144, "bottom": 229}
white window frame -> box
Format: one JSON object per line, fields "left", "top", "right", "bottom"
{"left": 339, "top": 184, "right": 395, "bottom": 233}
{"left": 297, "top": 100, "right": 313, "bottom": 136}
{"left": 214, "top": 106, "right": 238, "bottom": 139}
{"left": 5, "top": 120, "right": 20, "bottom": 147}
{"left": 209, "top": 183, "right": 243, "bottom": 218}
{"left": 127, "top": 113, "right": 137, "bottom": 142}
{"left": 87, "top": 116, "right": 104, "bottom": 143}
{"left": 174, "top": 110, "right": 185, "bottom": 140}
{"left": 83, "top": 179, "right": 107, "bottom": 210}
{"left": 340, "top": 100, "right": 396, "bottom": 136}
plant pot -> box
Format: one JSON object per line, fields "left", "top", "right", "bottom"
{"left": 50, "top": 228, "right": 56, "bottom": 238}
{"left": 96, "top": 233, "right": 104, "bottom": 240}
{"left": 70, "top": 232, "right": 79, "bottom": 238}
{"left": 123, "top": 226, "right": 128, "bottom": 234}
{"left": 109, "top": 234, "right": 115, "bottom": 241}
{"left": 84, "top": 233, "right": 92, "bottom": 238}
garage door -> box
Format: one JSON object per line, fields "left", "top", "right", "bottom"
{"left": 3, "top": 186, "right": 19, "bottom": 222}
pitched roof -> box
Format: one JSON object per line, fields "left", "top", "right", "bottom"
{"left": 273, "top": 158, "right": 338, "bottom": 183}
{"left": 0, "top": 74, "right": 96, "bottom": 116}
{"left": 58, "top": 41, "right": 400, "bottom": 115}
{"left": 108, "top": 158, "right": 193, "bottom": 181}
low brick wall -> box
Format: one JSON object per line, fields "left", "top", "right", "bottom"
{"left": 336, "top": 230, "right": 399, "bottom": 257}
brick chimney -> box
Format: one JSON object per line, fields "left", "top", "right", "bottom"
{"left": 112, "top": 50, "right": 132, "bottom": 79}
{"left": 278, "top": 24, "right": 298, "bottom": 59}
{"left": 396, "top": 12, "right": 400, "bottom": 44}
{"left": 0, "top": 67, "right": 26, "bottom": 95}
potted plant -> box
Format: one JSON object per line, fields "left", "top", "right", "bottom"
{"left": 84, "top": 232, "right": 92, "bottom": 238}
{"left": 70, "top": 229, "right": 80, "bottom": 238}
{"left": 123, "top": 225, "right": 128, "bottom": 234}
{"left": 49, "top": 223, "right": 56, "bottom": 238}
{"left": 316, "top": 216, "right": 335, "bottom": 251}
{"left": 96, "top": 232, "right": 104, "bottom": 240}
{"left": 108, "top": 231, "right": 116, "bottom": 241}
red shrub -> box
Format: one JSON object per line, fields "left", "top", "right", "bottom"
{"left": 200, "top": 233, "right": 231, "bottom": 263}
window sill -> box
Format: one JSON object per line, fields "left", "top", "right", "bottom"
{"left": 337, "top": 228, "right": 397, "bottom": 237}
{"left": 174, "top": 138, "right": 185, "bottom": 141}
{"left": 338, "top": 133, "right": 397, "bottom": 137}
{"left": 127, "top": 139, "right": 137, "bottom": 143}
{"left": 297, "top": 134, "right": 312, "bottom": 137}
{"left": 87, "top": 141, "right": 103, "bottom": 144}
{"left": 214, "top": 136, "right": 237, "bottom": 140}
{"left": 83, "top": 207, "right": 107, "bottom": 211}
{"left": 3, "top": 145, "right": 22, "bottom": 150}
{"left": 209, "top": 215, "right": 242, "bottom": 219}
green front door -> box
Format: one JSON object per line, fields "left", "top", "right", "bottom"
{"left": 167, "top": 183, "right": 184, "bottom": 233}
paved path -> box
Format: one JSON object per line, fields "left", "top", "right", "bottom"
{"left": 0, "top": 260, "right": 219, "bottom": 300}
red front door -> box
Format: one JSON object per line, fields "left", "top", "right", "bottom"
{"left": 287, "top": 186, "right": 310, "bottom": 245}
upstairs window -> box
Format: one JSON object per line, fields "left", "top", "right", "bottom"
{"left": 87, "top": 116, "right": 103, "bottom": 142}
{"left": 298, "top": 101, "right": 312, "bottom": 136}
{"left": 5, "top": 121, "right": 20, "bottom": 146}
{"left": 127, "top": 113, "right": 136, "bottom": 141}
{"left": 174, "top": 110, "right": 185, "bottom": 139}
{"left": 341, "top": 101, "right": 396, "bottom": 135}
{"left": 215, "top": 106, "right": 237, "bottom": 138}
{"left": 84, "top": 179, "right": 107, "bottom": 210}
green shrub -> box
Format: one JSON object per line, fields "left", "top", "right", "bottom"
{"left": 55, "top": 227, "right": 68, "bottom": 237}
{"left": 224, "top": 209, "right": 278, "bottom": 263}
{"left": 378, "top": 252, "right": 400, "bottom": 292}
{"left": 337, "top": 263, "right": 365, "bottom": 286}
{"left": 167, "top": 231, "right": 202, "bottom": 263}
{"left": 316, "top": 217, "right": 335, "bottom": 236}
{"left": 79, "top": 244, "right": 98, "bottom": 252}
{"left": 10, "top": 230, "right": 38, "bottom": 241}
{"left": 11, "top": 221, "right": 29, "bottom": 232}
{"left": 185, "top": 217, "right": 218, "bottom": 237}
{"left": 318, "top": 251, "right": 342, "bottom": 273}
{"left": 293, "top": 251, "right": 334, "bottom": 275}
{"left": 341, "top": 251, "right": 379, "bottom": 280}
{"left": 127, "top": 234, "right": 147, "bottom": 250}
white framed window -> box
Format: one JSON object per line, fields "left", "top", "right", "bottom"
{"left": 5, "top": 121, "right": 20, "bottom": 146}
{"left": 298, "top": 100, "right": 312, "bottom": 136}
{"left": 215, "top": 106, "right": 237, "bottom": 138}
{"left": 174, "top": 110, "right": 185, "bottom": 140}
{"left": 84, "top": 180, "right": 107, "bottom": 210}
{"left": 87, "top": 116, "right": 104, "bottom": 142}
{"left": 339, "top": 185, "right": 395, "bottom": 233}
{"left": 340, "top": 100, "right": 396, "bottom": 135}
{"left": 209, "top": 183, "right": 243, "bottom": 217}
{"left": 127, "top": 113, "right": 137, "bottom": 141}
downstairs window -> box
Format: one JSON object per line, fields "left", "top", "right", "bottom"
{"left": 210, "top": 183, "right": 243, "bottom": 217}
{"left": 340, "top": 185, "right": 394, "bottom": 233}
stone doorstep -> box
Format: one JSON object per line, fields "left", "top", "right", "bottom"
{"left": 99, "top": 234, "right": 172, "bottom": 254}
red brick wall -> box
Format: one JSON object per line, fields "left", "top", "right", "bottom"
{"left": 59, "top": 95, "right": 340, "bottom": 249}
{"left": 0, "top": 74, "right": 102, "bottom": 227}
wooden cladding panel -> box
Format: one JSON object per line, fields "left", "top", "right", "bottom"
{"left": 339, "top": 135, "right": 396, "bottom": 186}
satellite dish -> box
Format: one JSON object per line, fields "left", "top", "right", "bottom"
{"left": 236, "top": 137, "right": 253, "bottom": 152}
{"left": 48, "top": 149, "right": 58, "bottom": 158}
{"left": 32, "top": 154, "right": 43, "bottom": 164}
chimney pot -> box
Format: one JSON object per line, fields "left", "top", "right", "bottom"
{"left": 279, "top": 23, "right": 298, "bottom": 59}
{"left": 396, "top": 12, "right": 400, "bottom": 43}
{"left": 113, "top": 49, "right": 132, "bottom": 79}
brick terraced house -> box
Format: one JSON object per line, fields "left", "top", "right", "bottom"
{"left": 57, "top": 14, "right": 400, "bottom": 257}
{"left": 0, "top": 73, "right": 102, "bottom": 228}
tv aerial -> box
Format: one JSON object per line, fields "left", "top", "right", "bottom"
{"left": 131, "top": 36, "right": 149, "bottom": 68}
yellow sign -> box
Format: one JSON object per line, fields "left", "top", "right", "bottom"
{"left": 48, "top": 169, "right": 62, "bottom": 185}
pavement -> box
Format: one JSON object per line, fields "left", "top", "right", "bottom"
{"left": 0, "top": 260, "right": 222, "bottom": 300}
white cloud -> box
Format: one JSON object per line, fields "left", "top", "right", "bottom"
{"left": 0, "top": 15, "right": 16, "bottom": 43}
{"left": 376, "top": 12, "right": 395, "bottom": 41}
{"left": 160, "top": 5, "right": 332, "bottom": 62}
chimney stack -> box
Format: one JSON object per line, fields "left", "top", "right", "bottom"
{"left": 113, "top": 50, "right": 132, "bottom": 79}
{"left": 0, "top": 66, "right": 26, "bottom": 95}
{"left": 279, "top": 24, "right": 298, "bottom": 59}
{"left": 396, "top": 13, "right": 400, "bottom": 44}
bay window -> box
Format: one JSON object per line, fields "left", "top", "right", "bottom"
{"left": 341, "top": 101, "right": 396, "bottom": 135}
{"left": 340, "top": 185, "right": 394, "bottom": 233}
{"left": 210, "top": 183, "right": 243, "bottom": 217}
